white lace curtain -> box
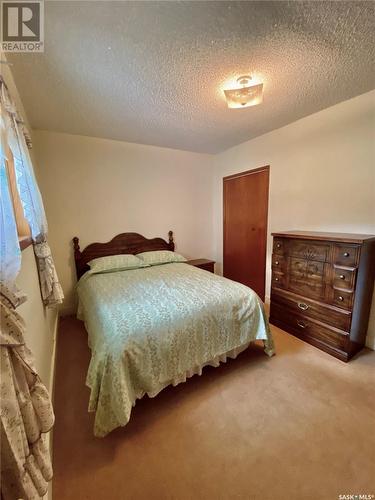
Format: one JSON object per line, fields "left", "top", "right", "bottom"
{"left": 0, "top": 113, "right": 20, "bottom": 282}
{"left": 0, "top": 76, "right": 63, "bottom": 306}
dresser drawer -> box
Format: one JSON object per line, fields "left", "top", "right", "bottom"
{"left": 271, "top": 272, "right": 285, "bottom": 289}
{"left": 272, "top": 290, "right": 351, "bottom": 331}
{"left": 197, "top": 262, "right": 215, "bottom": 273}
{"left": 289, "top": 239, "right": 330, "bottom": 262}
{"left": 272, "top": 254, "right": 286, "bottom": 271}
{"left": 332, "top": 288, "right": 354, "bottom": 310}
{"left": 186, "top": 259, "right": 215, "bottom": 273}
{"left": 333, "top": 266, "right": 357, "bottom": 291}
{"left": 288, "top": 257, "right": 327, "bottom": 301}
{"left": 270, "top": 303, "right": 349, "bottom": 350}
{"left": 273, "top": 238, "right": 285, "bottom": 255}
{"left": 333, "top": 244, "right": 360, "bottom": 267}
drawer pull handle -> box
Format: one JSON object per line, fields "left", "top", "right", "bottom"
{"left": 275, "top": 277, "right": 279, "bottom": 282}
{"left": 338, "top": 296, "right": 344, "bottom": 301}
{"left": 298, "top": 302, "right": 309, "bottom": 311}
{"left": 339, "top": 274, "right": 345, "bottom": 280}
{"left": 297, "top": 320, "right": 307, "bottom": 329}
{"left": 276, "top": 243, "right": 281, "bottom": 248}
{"left": 275, "top": 261, "right": 279, "bottom": 265}
{"left": 343, "top": 252, "right": 349, "bottom": 257}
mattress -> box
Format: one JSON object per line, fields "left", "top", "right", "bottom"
{"left": 77, "top": 262, "right": 274, "bottom": 436}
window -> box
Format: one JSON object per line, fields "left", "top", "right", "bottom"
{"left": 5, "top": 143, "right": 32, "bottom": 248}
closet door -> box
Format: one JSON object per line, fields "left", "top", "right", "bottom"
{"left": 223, "top": 166, "right": 269, "bottom": 301}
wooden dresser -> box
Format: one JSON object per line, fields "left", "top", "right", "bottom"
{"left": 269, "top": 231, "right": 375, "bottom": 361}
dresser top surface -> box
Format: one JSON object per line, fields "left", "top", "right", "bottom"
{"left": 271, "top": 230, "right": 375, "bottom": 243}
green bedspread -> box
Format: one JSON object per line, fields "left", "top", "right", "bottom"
{"left": 77, "top": 262, "right": 274, "bottom": 437}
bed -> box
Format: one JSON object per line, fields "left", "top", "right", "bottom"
{"left": 73, "top": 231, "right": 275, "bottom": 437}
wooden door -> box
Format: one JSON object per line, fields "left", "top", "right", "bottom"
{"left": 223, "top": 166, "right": 269, "bottom": 301}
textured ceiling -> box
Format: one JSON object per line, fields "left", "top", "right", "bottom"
{"left": 6, "top": 1, "right": 375, "bottom": 154}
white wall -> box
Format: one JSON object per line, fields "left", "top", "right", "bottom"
{"left": 213, "top": 90, "right": 375, "bottom": 348}
{"left": 16, "top": 246, "right": 58, "bottom": 390}
{"left": 33, "top": 131, "right": 214, "bottom": 313}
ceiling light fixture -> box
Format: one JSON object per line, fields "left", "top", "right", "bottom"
{"left": 224, "top": 75, "right": 263, "bottom": 109}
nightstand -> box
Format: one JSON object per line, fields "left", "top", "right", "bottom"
{"left": 186, "top": 259, "right": 215, "bottom": 273}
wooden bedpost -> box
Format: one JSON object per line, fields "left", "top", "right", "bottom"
{"left": 168, "top": 231, "right": 175, "bottom": 251}
{"left": 73, "top": 236, "right": 82, "bottom": 264}
{"left": 73, "top": 237, "right": 83, "bottom": 279}
{"left": 73, "top": 236, "right": 80, "bottom": 255}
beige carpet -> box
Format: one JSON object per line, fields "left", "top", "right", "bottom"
{"left": 53, "top": 317, "right": 375, "bottom": 500}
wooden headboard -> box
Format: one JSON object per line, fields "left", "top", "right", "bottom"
{"left": 73, "top": 231, "right": 175, "bottom": 279}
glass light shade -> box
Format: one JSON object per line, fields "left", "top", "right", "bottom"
{"left": 224, "top": 82, "right": 263, "bottom": 109}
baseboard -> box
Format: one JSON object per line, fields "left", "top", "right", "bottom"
{"left": 45, "top": 312, "right": 59, "bottom": 500}
{"left": 264, "top": 295, "right": 270, "bottom": 316}
{"left": 365, "top": 333, "right": 375, "bottom": 350}
{"left": 48, "top": 312, "right": 59, "bottom": 396}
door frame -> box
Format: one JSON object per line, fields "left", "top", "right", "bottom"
{"left": 223, "top": 165, "right": 270, "bottom": 300}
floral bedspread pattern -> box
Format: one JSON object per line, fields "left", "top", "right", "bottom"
{"left": 77, "top": 263, "right": 274, "bottom": 437}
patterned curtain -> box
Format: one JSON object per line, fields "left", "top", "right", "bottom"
{"left": 33, "top": 237, "right": 64, "bottom": 306}
{"left": 0, "top": 76, "right": 57, "bottom": 497}
{"left": 0, "top": 76, "right": 63, "bottom": 306}
{"left": 0, "top": 283, "right": 55, "bottom": 500}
